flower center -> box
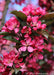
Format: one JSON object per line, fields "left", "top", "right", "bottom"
{"left": 25, "top": 43, "right": 29, "bottom": 47}
{"left": 33, "top": 22, "right": 38, "bottom": 27}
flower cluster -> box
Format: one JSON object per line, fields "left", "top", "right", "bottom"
{"left": 0, "top": 51, "right": 24, "bottom": 75}
{"left": 2, "top": 16, "right": 20, "bottom": 34}
{"left": 0, "top": 5, "right": 53, "bottom": 75}
{"left": 39, "top": 0, "right": 54, "bottom": 11}
{"left": 22, "top": 4, "right": 46, "bottom": 16}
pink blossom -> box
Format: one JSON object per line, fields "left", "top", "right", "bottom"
{"left": 20, "top": 37, "right": 34, "bottom": 52}
{"left": 5, "top": 16, "right": 20, "bottom": 33}
{"left": 44, "top": 44, "right": 52, "bottom": 52}
{"left": 14, "top": 55, "right": 24, "bottom": 69}
{"left": 20, "top": 64, "right": 27, "bottom": 72}
{"left": 0, "top": 60, "right": 6, "bottom": 72}
{"left": 3, "top": 51, "right": 16, "bottom": 67}
{"left": 27, "top": 16, "right": 32, "bottom": 23}
{"left": 42, "top": 24, "right": 46, "bottom": 29}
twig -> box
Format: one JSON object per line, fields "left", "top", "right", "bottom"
{"left": 0, "top": 0, "right": 10, "bottom": 30}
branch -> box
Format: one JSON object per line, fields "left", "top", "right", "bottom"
{"left": 0, "top": 0, "right": 10, "bottom": 30}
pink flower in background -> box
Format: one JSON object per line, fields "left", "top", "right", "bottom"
{"left": 0, "top": 0, "right": 6, "bottom": 12}
{"left": 39, "top": 0, "right": 51, "bottom": 10}
{"left": 44, "top": 44, "right": 52, "bottom": 52}
{"left": 33, "top": 36, "right": 44, "bottom": 51}
{"left": 27, "top": 16, "right": 32, "bottom": 23}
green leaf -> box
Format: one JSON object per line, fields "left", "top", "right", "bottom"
{"left": 0, "top": 32, "right": 11, "bottom": 35}
{"left": 0, "top": 32, "right": 16, "bottom": 36}
{"left": 3, "top": 36, "right": 18, "bottom": 43}
{"left": 40, "top": 12, "right": 54, "bottom": 20}
{"left": 22, "top": 51, "right": 28, "bottom": 57}
{"left": 41, "top": 30, "right": 49, "bottom": 38}
{"left": 11, "top": 10, "right": 27, "bottom": 21}
{"left": 15, "top": 68, "right": 20, "bottom": 74}
{"left": 13, "top": 65, "right": 21, "bottom": 74}
{"left": 39, "top": 61, "right": 45, "bottom": 66}
{"left": 17, "top": 17, "right": 27, "bottom": 28}
{"left": 46, "top": 19, "right": 54, "bottom": 26}
{"left": 39, "top": 30, "right": 54, "bottom": 43}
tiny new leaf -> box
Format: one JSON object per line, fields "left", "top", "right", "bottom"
{"left": 15, "top": 68, "right": 21, "bottom": 74}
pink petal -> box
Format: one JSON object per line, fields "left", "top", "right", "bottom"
{"left": 24, "top": 34, "right": 29, "bottom": 38}
{"left": 26, "top": 37, "right": 31, "bottom": 44}
{"left": 8, "top": 63, "right": 13, "bottom": 67}
{"left": 28, "top": 46, "right": 34, "bottom": 52}
{"left": 38, "top": 54, "right": 43, "bottom": 60}
{"left": 29, "top": 41, "right": 33, "bottom": 45}
{"left": 14, "top": 28, "right": 19, "bottom": 33}
{"left": 20, "top": 46, "right": 26, "bottom": 51}
{"left": 33, "top": 27, "right": 37, "bottom": 31}
{"left": 20, "top": 40, "right": 26, "bottom": 45}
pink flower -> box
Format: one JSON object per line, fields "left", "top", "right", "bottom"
{"left": 5, "top": 16, "right": 20, "bottom": 33}
{"left": 39, "top": 0, "right": 51, "bottom": 10}
{"left": 3, "top": 51, "right": 16, "bottom": 67}
{"left": 20, "top": 37, "right": 34, "bottom": 52}
{"left": 34, "top": 36, "right": 44, "bottom": 50}
{"left": 27, "top": 16, "right": 32, "bottom": 23}
{"left": 22, "top": 6, "right": 30, "bottom": 16}
{"left": 14, "top": 55, "right": 24, "bottom": 69}
{"left": 36, "top": 7, "right": 46, "bottom": 15}
{"left": 26, "top": 53, "right": 41, "bottom": 72}
{"left": 0, "top": 60, "right": 6, "bottom": 72}
{"left": 31, "top": 18, "right": 46, "bottom": 31}
{"left": 41, "top": 24, "right": 46, "bottom": 29}
{"left": 37, "top": 53, "right": 43, "bottom": 60}
{"left": 44, "top": 44, "right": 52, "bottom": 52}
{"left": 20, "top": 64, "right": 27, "bottom": 72}
{"left": 14, "top": 28, "right": 19, "bottom": 33}
{"left": 2, "top": 26, "right": 9, "bottom": 32}
{"left": 32, "top": 16, "right": 39, "bottom": 23}
{"left": 2, "top": 68, "right": 10, "bottom": 75}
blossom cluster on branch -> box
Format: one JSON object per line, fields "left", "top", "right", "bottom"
{"left": 0, "top": 5, "right": 53, "bottom": 75}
